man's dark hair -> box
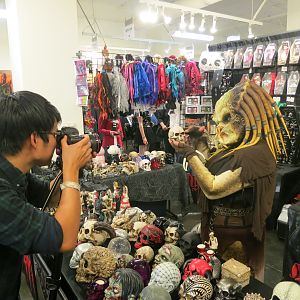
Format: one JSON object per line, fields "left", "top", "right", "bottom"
{"left": 0, "top": 91, "right": 61, "bottom": 155}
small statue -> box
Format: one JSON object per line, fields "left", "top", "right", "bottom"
{"left": 112, "top": 181, "right": 120, "bottom": 210}
{"left": 102, "top": 189, "right": 115, "bottom": 223}
{"left": 205, "top": 231, "right": 218, "bottom": 251}
{"left": 120, "top": 185, "right": 131, "bottom": 210}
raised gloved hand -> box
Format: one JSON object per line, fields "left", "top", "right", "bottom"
{"left": 168, "top": 139, "right": 194, "bottom": 155}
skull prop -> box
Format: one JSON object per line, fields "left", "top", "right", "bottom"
{"left": 214, "top": 278, "right": 242, "bottom": 300}
{"left": 150, "top": 157, "right": 161, "bottom": 170}
{"left": 139, "top": 210, "right": 157, "bottom": 224}
{"left": 153, "top": 217, "right": 170, "bottom": 232}
{"left": 164, "top": 222, "right": 185, "bottom": 245}
{"left": 128, "top": 221, "right": 147, "bottom": 241}
{"left": 182, "top": 258, "right": 213, "bottom": 281}
{"left": 78, "top": 220, "right": 116, "bottom": 246}
{"left": 168, "top": 126, "right": 185, "bottom": 143}
{"left": 178, "top": 232, "right": 202, "bottom": 259}
{"left": 179, "top": 275, "right": 213, "bottom": 300}
{"left": 76, "top": 246, "right": 116, "bottom": 283}
{"left": 104, "top": 268, "right": 144, "bottom": 300}
{"left": 148, "top": 262, "right": 181, "bottom": 293}
{"left": 140, "top": 285, "right": 171, "bottom": 300}
{"left": 129, "top": 151, "right": 139, "bottom": 161}
{"left": 112, "top": 207, "right": 142, "bottom": 231}
{"left": 135, "top": 246, "right": 154, "bottom": 263}
{"left": 108, "top": 237, "right": 131, "bottom": 255}
{"left": 154, "top": 244, "right": 185, "bottom": 268}
{"left": 156, "top": 151, "right": 166, "bottom": 167}
{"left": 271, "top": 281, "right": 300, "bottom": 300}
{"left": 69, "top": 242, "right": 93, "bottom": 269}
{"left": 116, "top": 254, "right": 134, "bottom": 268}
{"left": 139, "top": 159, "right": 151, "bottom": 172}
{"left": 127, "top": 259, "right": 151, "bottom": 286}
{"left": 134, "top": 224, "right": 164, "bottom": 250}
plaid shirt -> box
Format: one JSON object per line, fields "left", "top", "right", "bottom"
{"left": 0, "top": 155, "right": 63, "bottom": 299}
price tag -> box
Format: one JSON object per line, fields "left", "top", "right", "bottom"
{"left": 281, "top": 66, "right": 288, "bottom": 72}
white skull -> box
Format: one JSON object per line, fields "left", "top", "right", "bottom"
{"left": 144, "top": 151, "right": 151, "bottom": 157}
{"left": 272, "top": 281, "right": 300, "bottom": 300}
{"left": 128, "top": 221, "right": 147, "bottom": 241}
{"left": 154, "top": 244, "right": 185, "bottom": 268}
{"left": 165, "top": 226, "right": 180, "bottom": 244}
{"left": 150, "top": 150, "right": 158, "bottom": 158}
{"left": 77, "top": 220, "right": 109, "bottom": 246}
{"left": 168, "top": 126, "right": 185, "bottom": 143}
{"left": 69, "top": 242, "right": 93, "bottom": 269}
{"left": 156, "top": 151, "right": 166, "bottom": 166}
{"left": 135, "top": 246, "right": 155, "bottom": 263}
{"left": 139, "top": 159, "right": 151, "bottom": 171}
{"left": 139, "top": 210, "right": 157, "bottom": 224}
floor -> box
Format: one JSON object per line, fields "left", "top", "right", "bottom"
{"left": 20, "top": 213, "right": 285, "bottom": 299}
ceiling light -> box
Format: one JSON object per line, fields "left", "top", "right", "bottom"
{"left": 139, "top": 6, "right": 158, "bottom": 24}
{"left": 172, "top": 31, "right": 214, "bottom": 42}
{"left": 210, "top": 16, "right": 217, "bottom": 34}
{"left": 179, "top": 12, "right": 186, "bottom": 30}
{"left": 198, "top": 15, "right": 206, "bottom": 32}
{"left": 188, "top": 13, "right": 195, "bottom": 30}
{"left": 0, "top": 9, "right": 7, "bottom": 19}
{"left": 162, "top": 7, "right": 171, "bottom": 25}
{"left": 110, "top": 46, "right": 151, "bottom": 53}
{"left": 227, "top": 35, "right": 240, "bottom": 41}
{"left": 248, "top": 24, "right": 254, "bottom": 38}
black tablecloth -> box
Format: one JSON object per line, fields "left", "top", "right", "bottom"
{"left": 82, "top": 163, "right": 193, "bottom": 216}
{"left": 60, "top": 252, "right": 273, "bottom": 300}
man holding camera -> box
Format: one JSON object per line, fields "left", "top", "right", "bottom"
{"left": 0, "top": 91, "right": 93, "bottom": 299}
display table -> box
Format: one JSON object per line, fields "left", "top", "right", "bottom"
{"left": 83, "top": 163, "right": 193, "bottom": 216}
{"left": 59, "top": 252, "right": 273, "bottom": 300}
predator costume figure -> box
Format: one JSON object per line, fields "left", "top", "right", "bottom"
{"left": 170, "top": 80, "right": 289, "bottom": 280}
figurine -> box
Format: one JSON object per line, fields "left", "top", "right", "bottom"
{"left": 205, "top": 231, "right": 218, "bottom": 251}
{"left": 120, "top": 185, "right": 131, "bottom": 210}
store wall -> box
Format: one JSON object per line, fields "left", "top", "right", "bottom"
{"left": 0, "top": 20, "right": 10, "bottom": 70}
{"left": 6, "top": 0, "right": 83, "bottom": 132}
{"left": 287, "top": 0, "right": 300, "bottom": 31}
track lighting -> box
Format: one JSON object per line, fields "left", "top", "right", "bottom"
{"left": 248, "top": 24, "right": 254, "bottom": 38}
{"left": 162, "top": 7, "right": 171, "bottom": 25}
{"left": 198, "top": 15, "right": 205, "bottom": 32}
{"left": 139, "top": 5, "right": 158, "bottom": 23}
{"left": 188, "top": 13, "right": 195, "bottom": 30}
{"left": 210, "top": 16, "right": 217, "bottom": 34}
{"left": 179, "top": 11, "right": 186, "bottom": 30}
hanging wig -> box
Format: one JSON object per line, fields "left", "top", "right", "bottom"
{"left": 219, "top": 80, "right": 289, "bottom": 159}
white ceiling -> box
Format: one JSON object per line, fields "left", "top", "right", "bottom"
{"left": 77, "top": 0, "right": 288, "bottom": 56}
{"left": 0, "top": 0, "right": 288, "bottom": 58}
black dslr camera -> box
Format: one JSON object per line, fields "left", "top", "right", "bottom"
{"left": 55, "top": 126, "right": 102, "bottom": 157}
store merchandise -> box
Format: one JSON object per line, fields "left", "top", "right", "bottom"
{"left": 243, "top": 46, "right": 254, "bottom": 69}
{"left": 277, "top": 41, "right": 290, "bottom": 65}
{"left": 274, "top": 72, "right": 288, "bottom": 95}
{"left": 224, "top": 49, "right": 235, "bottom": 69}
{"left": 262, "top": 72, "right": 276, "bottom": 94}
{"left": 289, "top": 39, "right": 300, "bottom": 64}
{"left": 263, "top": 43, "right": 276, "bottom": 66}
{"left": 199, "top": 51, "right": 225, "bottom": 71}
{"left": 253, "top": 45, "right": 264, "bottom": 67}
{"left": 251, "top": 73, "right": 262, "bottom": 86}
{"left": 287, "top": 71, "right": 300, "bottom": 95}
{"left": 233, "top": 48, "right": 244, "bottom": 69}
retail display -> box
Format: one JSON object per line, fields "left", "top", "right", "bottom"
{"left": 253, "top": 45, "right": 264, "bottom": 67}
{"left": 263, "top": 43, "right": 276, "bottom": 66}
{"left": 234, "top": 48, "right": 244, "bottom": 69}
{"left": 287, "top": 71, "right": 300, "bottom": 95}
{"left": 289, "top": 39, "right": 300, "bottom": 64}
{"left": 274, "top": 72, "right": 288, "bottom": 95}
{"left": 243, "top": 46, "right": 254, "bottom": 69}
{"left": 278, "top": 41, "right": 290, "bottom": 66}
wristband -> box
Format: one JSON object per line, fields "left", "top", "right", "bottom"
{"left": 60, "top": 181, "right": 80, "bottom": 191}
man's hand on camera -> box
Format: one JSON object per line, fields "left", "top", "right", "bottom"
{"left": 61, "top": 135, "right": 93, "bottom": 172}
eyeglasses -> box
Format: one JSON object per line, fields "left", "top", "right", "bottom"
{"left": 38, "top": 131, "right": 59, "bottom": 138}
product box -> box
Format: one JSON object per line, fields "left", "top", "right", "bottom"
{"left": 221, "top": 258, "right": 251, "bottom": 287}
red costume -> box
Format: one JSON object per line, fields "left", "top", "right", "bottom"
{"left": 98, "top": 118, "right": 123, "bottom": 148}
